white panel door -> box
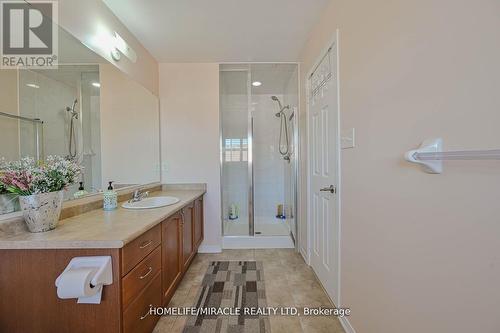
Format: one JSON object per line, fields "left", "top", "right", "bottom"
{"left": 308, "top": 41, "right": 340, "bottom": 305}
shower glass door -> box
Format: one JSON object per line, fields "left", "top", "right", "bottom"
{"left": 220, "top": 66, "right": 251, "bottom": 236}
{"left": 221, "top": 64, "right": 298, "bottom": 239}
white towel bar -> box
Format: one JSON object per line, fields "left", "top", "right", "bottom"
{"left": 405, "top": 138, "right": 500, "bottom": 173}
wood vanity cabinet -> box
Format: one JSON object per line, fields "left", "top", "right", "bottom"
{"left": 121, "top": 224, "right": 163, "bottom": 333}
{"left": 123, "top": 273, "right": 162, "bottom": 333}
{"left": 125, "top": 195, "right": 204, "bottom": 332}
{"left": 0, "top": 194, "right": 204, "bottom": 333}
{"left": 161, "top": 196, "right": 204, "bottom": 306}
{"left": 181, "top": 202, "right": 195, "bottom": 269}
{"left": 161, "top": 212, "right": 182, "bottom": 305}
{"left": 122, "top": 224, "right": 162, "bottom": 275}
{"left": 194, "top": 197, "right": 204, "bottom": 248}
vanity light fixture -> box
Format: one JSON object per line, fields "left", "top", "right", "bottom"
{"left": 26, "top": 83, "right": 40, "bottom": 89}
{"left": 113, "top": 32, "right": 137, "bottom": 63}
{"left": 252, "top": 81, "right": 262, "bottom": 87}
{"left": 110, "top": 47, "right": 121, "bottom": 61}
{"left": 109, "top": 32, "right": 137, "bottom": 62}
{"left": 92, "top": 82, "right": 101, "bottom": 88}
{"left": 89, "top": 28, "right": 137, "bottom": 63}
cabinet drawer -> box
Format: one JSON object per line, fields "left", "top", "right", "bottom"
{"left": 122, "top": 224, "right": 161, "bottom": 276}
{"left": 123, "top": 273, "right": 161, "bottom": 333}
{"left": 122, "top": 246, "right": 161, "bottom": 310}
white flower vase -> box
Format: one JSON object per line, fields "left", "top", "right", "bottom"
{"left": 0, "top": 193, "right": 19, "bottom": 215}
{"left": 19, "top": 191, "right": 64, "bottom": 233}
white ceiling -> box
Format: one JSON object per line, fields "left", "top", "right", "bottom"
{"left": 102, "top": 0, "right": 329, "bottom": 62}
{"left": 220, "top": 64, "right": 298, "bottom": 95}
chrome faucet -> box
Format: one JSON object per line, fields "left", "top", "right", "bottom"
{"left": 130, "top": 188, "right": 149, "bottom": 203}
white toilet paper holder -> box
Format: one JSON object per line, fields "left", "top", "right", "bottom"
{"left": 55, "top": 256, "right": 113, "bottom": 303}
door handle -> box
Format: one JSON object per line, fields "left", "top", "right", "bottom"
{"left": 320, "top": 185, "right": 336, "bottom": 194}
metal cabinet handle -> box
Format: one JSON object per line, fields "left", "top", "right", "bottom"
{"left": 139, "top": 240, "right": 152, "bottom": 249}
{"left": 320, "top": 185, "right": 336, "bottom": 194}
{"left": 140, "top": 305, "right": 152, "bottom": 320}
{"left": 180, "top": 210, "right": 185, "bottom": 225}
{"left": 139, "top": 266, "right": 153, "bottom": 280}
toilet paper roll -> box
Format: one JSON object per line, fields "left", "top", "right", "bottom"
{"left": 56, "top": 267, "right": 99, "bottom": 299}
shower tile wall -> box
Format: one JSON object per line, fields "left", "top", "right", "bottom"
{"left": 19, "top": 69, "right": 77, "bottom": 157}
{"left": 252, "top": 94, "right": 285, "bottom": 223}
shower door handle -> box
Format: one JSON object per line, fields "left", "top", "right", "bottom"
{"left": 248, "top": 116, "right": 255, "bottom": 236}
{"left": 320, "top": 185, "right": 336, "bottom": 194}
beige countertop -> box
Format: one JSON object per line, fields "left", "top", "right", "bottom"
{"left": 0, "top": 189, "right": 205, "bottom": 250}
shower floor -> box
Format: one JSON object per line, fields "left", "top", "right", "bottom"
{"left": 224, "top": 216, "right": 290, "bottom": 236}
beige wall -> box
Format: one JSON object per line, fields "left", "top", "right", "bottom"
{"left": 159, "top": 63, "right": 221, "bottom": 251}
{"left": 100, "top": 64, "right": 160, "bottom": 188}
{"left": 299, "top": 1, "right": 500, "bottom": 332}
{"left": 0, "top": 69, "right": 19, "bottom": 160}
{"left": 56, "top": 0, "right": 159, "bottom": 96}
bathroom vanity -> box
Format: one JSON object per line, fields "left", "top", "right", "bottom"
{"left": 0, "top": 188, "right": 205, "bottom": 333}
{"left": 0, "top": 3, "right": 199, "bottom": 333}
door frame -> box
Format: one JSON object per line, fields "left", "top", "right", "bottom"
{"left": 305, "top": 29, "right": 342, "bottom": 306}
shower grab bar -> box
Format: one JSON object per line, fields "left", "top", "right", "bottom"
{"left": 0, "top": 111, "right": 43, "bottom": 123}
{"left": 405, "top": 138, "right": 500, "bottom": 174}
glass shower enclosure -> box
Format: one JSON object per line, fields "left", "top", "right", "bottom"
{"left": 220, "top": 64, "right": 298, "bottom": 243}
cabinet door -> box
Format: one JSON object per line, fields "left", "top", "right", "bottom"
{"left": 123, "top": 274, "right": 162, "bottom": 333}
{"left": 161, "top": 213, "right": 182, "bottom": 305}
{"left": 194, "top": 197, "right": 204, "bottom": 249}
{"left": 182, "top": 203, "right": 194, "bottom": 269}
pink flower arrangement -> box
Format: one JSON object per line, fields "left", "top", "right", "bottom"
{"left": 0, "top": 156, "right": 82, "bottom": 196}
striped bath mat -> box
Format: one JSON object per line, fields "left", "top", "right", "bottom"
{"left": 183, "top": 261, "right": 270, "bottom": 333}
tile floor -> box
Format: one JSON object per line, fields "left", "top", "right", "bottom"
{"left": 153, "top": 249, "right": 346, "bottom": 333}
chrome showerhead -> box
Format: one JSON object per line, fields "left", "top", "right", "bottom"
{"left": 271, "top": 95, "right": 283, "bottom": 110}
{"left": 271, "top": 95, "right": 290, "bottom": 117}
{"left": 66, "top": 99, "right": 78, "bottom": 119}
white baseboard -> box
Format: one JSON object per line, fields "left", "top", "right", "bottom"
{"left": 198, "top": 244, "right": 222, "bottom": 253}
{"left": 223, "top": 236, "right": 294, "bottom": 249}
{"left": 339, "top": 316, "right": 356, "bottom": 333}
{"left": 300, "top": 246, "right": 308, "bottom": 264}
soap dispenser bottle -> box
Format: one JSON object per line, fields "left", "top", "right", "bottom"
{"left": 73, "top": 181, "right": 89, "bottom": 199}
{"left": 103, "top": 181, "right": 118, "bottom": 211}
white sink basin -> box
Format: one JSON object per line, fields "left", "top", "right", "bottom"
{"left": 122, "top": 196, "right": 180, "bottom": 209}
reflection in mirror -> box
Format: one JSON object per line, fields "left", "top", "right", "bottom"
{"left": 18, "top": 65, "right": 102, "bottom": 200}
{"left": 0, "top": 22, "right": 160, "bottom": 215}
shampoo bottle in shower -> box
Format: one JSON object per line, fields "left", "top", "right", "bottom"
{"left": 229, "top": 203, "right": 239, "bottom": 220}
{"left": 103, "top": 181, "right": 118, "bottom": 211}
{"left": 73, "top": 181, "right": 88, "bottom": 199}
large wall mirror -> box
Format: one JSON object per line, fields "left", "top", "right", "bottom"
{"left": 0, "top": 20, "right": 160, "bottom": 214}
